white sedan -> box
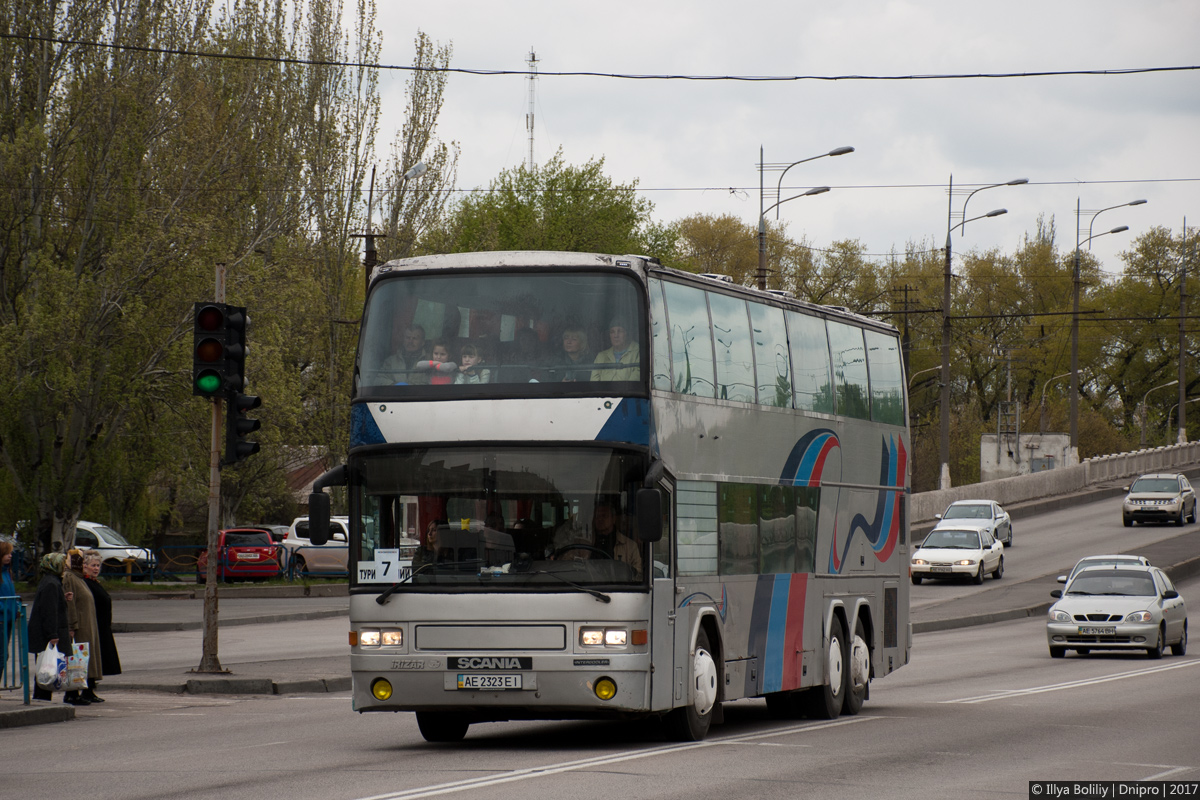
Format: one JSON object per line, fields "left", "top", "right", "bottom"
{"left": 934, "top": 499, "right": 1013, "bottom": 546}
{"left": 911, "top": 527, "right": 1005, "bottom": 585}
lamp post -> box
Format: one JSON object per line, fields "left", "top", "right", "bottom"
{"left": 1070, "top": 199, "right": 1145, "bottom": 464}
{"left": 1039, "top": 372, "right": 1070, "bottom": 432}
{"left": 363, "top": 161, "right": 429, "bottom": 294}
{"left": 756, "top": 146, "right": 853, "bottom": 290}
{"left": 1140, "top": 379, "right": 1178, "bottom": 448}
{"left": 939, "top": 176, "right": 1025, "bottom": 490}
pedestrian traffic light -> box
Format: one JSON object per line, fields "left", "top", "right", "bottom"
{"left": 225, "top": 392, "right": 262, "bottom": 464}
{"left": 193, "top": 302, "right": 229, "bottom": 397}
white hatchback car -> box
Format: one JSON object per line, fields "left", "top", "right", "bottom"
{"left": 282, "top": 516, "right": 350, "bottom": 577}
{"left": 933, "top": 500, "right": 1013, "bottom": 546}
{"left": 71, "top": 520, "right": 155, "bottom": 580}
{"left": 911, "top": 526, "right": 1005, "bottom": 585}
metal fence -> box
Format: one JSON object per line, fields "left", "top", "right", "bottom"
{"left": 1, "top": 597, "right": 30, "bottom": 704}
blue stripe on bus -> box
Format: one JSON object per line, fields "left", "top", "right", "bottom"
{"left": 594, "top": 398, "right": 651, "bottom": 445}
{"left": 746, "top": 576, "right": 775, "bottom": 697}
{"left": 351, "top": 404, "right": 385, "bottom": 447}
{"left": 762, "top": 574, "right": 792, "bottom": 694}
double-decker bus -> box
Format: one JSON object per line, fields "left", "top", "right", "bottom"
{"left": 307, "top": 251, "right": 911, "bottom": 742}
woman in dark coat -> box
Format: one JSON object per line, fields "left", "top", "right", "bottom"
{"left": 27, "top": 552, "right": 71, "bottom": 702}
{"left": 82, "top": 549, "right": 120, "bottom": 690}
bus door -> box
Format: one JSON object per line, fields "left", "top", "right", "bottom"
{"left": 649, "top": 480, "right": 676, "bottom": 712}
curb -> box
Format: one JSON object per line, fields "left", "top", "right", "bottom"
{"left": 0, "top": 702, "right": 74, "bottom": 729}
{"left": 112, "top": 607, "right": 348, "bottom": 633}
{"left": 107, "top": 676, "right": 352, "bottom": 695}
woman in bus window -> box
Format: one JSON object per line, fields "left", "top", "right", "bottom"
{"left": 553, "top": 327, "right": 593, "bottom": 382}
{"left": 454, "top": 342, "right": 491, "bottom": 384}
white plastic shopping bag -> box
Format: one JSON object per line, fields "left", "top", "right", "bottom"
{"left": 35, "top": 644, "right": 67, "bottom": 691}
{"left": 67, "top": 642, "right": 89, "bottom": 691}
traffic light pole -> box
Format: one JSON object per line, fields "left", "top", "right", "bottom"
{"left": 197, "top": 264, "right": 226, "bottom": 674}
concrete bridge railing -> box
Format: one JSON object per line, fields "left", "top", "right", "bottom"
{"left": 911, "top": 441, "right": 1200, "bottom": 525}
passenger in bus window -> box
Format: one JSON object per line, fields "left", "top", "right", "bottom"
{"left": 454, "top": 342, "right": 492, "bottom": 384}
{"left": 553, "top": 326, "right": 593, "bottom": 382}
{"left": 591, "top": 318, "right": 639, "bottom": 381}
{"left": 413, "top": 520, "right": 452, "bottom": 569}
{"left": 413, "top": 340, "right": 457, "bottom": 385}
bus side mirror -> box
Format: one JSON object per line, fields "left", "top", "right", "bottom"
{"left": 635, "top": 488, "right": 662, "bottom": 543}
{"left": 308, "top": 492, "right": 331, "bottom": 545}
{"left": 307, "top": 464, "right": 347, "bottom": 546}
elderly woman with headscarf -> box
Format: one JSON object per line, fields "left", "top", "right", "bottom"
{"left": 27, "top": 552, "right": 72, "bottom": 702}
{"left": 62, "top": 548, "right": 103, "bottom": 704}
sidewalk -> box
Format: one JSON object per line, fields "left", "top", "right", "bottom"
{"left": 5, "top": 512, "right": 1199, "bottom": 728}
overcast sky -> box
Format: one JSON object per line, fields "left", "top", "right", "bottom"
{"left": 373, "top": 1, "right": 1198, "bottom": 273}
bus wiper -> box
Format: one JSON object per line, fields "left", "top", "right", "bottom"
{"left": 375, "top": 560, "right": 484, "bottom": 605}
{"left": 524, "top": 569, "right": 611, "bottom": 603}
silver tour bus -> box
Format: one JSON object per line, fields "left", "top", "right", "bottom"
{"left": 307, "top": 251, "right": 911, "bottom": 742}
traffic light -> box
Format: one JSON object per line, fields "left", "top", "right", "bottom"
{"left": 193, "top": 302, "right": 230, "bottom": 397}
{"left": 225, "top": 392, "right": 261, "bottom": 464}
{"left": 223, "top": 305, "right": 248, "bottom": 394}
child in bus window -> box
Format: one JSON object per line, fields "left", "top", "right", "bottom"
{"left": 454, "top": 342, "right": 491, "bottom": 384}
{"left": 414, "top": 340, "right": 457, "bottom": 385}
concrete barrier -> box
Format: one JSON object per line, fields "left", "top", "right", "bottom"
{"left": 913, "top": 440, "right": 1200, "bottom": 524}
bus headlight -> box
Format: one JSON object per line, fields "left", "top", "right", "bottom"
{"left": 357, "top": 629, "right": 402, "bottom": 647}
{"left": 580, "top": 628, "right": 629, "bottom": 647}
{"left": 371, "top": 678, "right": 393, "bottom": 701}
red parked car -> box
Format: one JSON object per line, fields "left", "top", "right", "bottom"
{"left": 197, "top": 528, "right": 282, "bottom": 583}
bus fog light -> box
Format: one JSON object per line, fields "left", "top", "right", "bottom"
{"left": 604, "top": 630, "right": 627, "bottom": 646}
{"left": 371, "top": 678, "right": 393, "bottom": 701}
{"left": 360, "top": 630, "right": 381, "bottom": 647}
{"left": 594, "top": 678, "right": 617, "bottom": 701}
{"left": 581, "top": 629, "right": 604, "bottom": 646}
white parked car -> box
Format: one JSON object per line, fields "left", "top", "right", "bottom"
{"left": 282, "top": 516, "right": 350, "bottom": 577}
{"left": 910, "top": 526, "right": 1004, "bottom": 585}
{"left": 933, "top": 500, "right": 1013, "bottom": 546}
{"left": 71, "top": 520, "right": 155, "bottom": 580}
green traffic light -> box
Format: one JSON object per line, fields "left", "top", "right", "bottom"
{"left": 195, "top": 371, "right": 222, "bottom": 395}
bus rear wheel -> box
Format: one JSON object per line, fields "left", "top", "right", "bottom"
{"left": 842, "top": 619, "right": 870, "bottom": 716}
{"left": 666, "top": 628, "right": 717, "bottom": 741}
{"left": 803, "top": 616, "right": 847, "bottom": 720}
{"left": 416, "top": 712, "right": 470, "bottom": 743}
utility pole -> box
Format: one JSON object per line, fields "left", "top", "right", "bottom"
{"left": 526, "top": 48, "right": 538, "bottom": 173}
{"left": 1181, "top": 216, "right": 1189, "bottom": 444}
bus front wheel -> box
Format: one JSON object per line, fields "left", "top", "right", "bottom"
{"left": 666, "top": 628, "right": 717, "bottom": 741}
{"left": 416, "top": 712, "right": 469, "bottom": 743}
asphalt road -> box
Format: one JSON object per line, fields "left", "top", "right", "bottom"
{"left": 4, "top": 489, "right": 1198, "bottom": 799}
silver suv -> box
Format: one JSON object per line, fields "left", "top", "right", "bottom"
{"left": 1122, "top": 473, "right": 1196, "bottom": 527}
{"left": 282, "top": 516, "right": 350, "bottom": 577}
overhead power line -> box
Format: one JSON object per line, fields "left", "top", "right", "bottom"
{"left": 2, "top": 33, "right": 1197, "bottom": 82}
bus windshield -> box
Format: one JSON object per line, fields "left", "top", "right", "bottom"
{"left": 353, "top": 447, "right": 649, "bottom": 590}
{"left": 357, "top": 271, "right": 645, "bottom": 396}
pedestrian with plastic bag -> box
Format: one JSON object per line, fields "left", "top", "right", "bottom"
{"left": 27, "top": 552, "right": 72, "bottom": 702}
{"left": 62, "top": 548, "right": 102, "bottom": 704}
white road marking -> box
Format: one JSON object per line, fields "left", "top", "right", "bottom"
{"left": 943, "top": 660, "right": 1200, "bottom": 704}
{"left": 354, "top": 716, "right": 878, "bottom": 800}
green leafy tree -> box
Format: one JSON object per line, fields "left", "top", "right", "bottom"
{"left": 429, "top": 151, "right": 655, "bottom": 255}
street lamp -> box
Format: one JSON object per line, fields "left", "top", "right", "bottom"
{"left": 362, "top": 161, "right": 429, "bottom": 293}
{"left": 1070, "top": 198, "right": 1145, "bottom": 463}
{"left": 1140, "top": 379, "right": 1178, "bottom": 448}
{"left": 939, "top": 175, "right": 1025, "bottom": 490}
{"left": 1039, "top": 372, "right": 1070, "bottom": 432}
{"left": 756, "top": 146, "right": 853, "bottom": 290}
